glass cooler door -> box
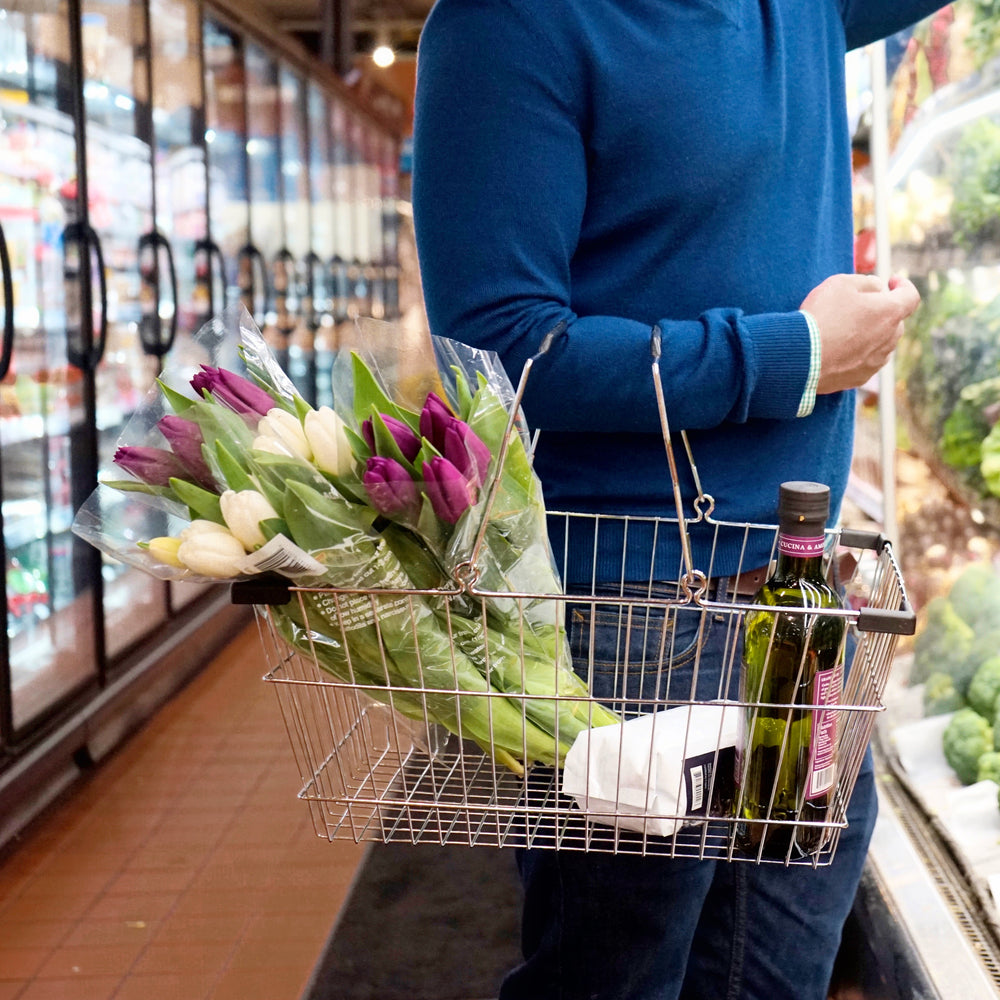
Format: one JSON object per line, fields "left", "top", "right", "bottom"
{"left": 203, "top": 16, "right": 248, "bottom": 319}
{"left": 79, "top": 0, "right": 171, "bottom": 660}
{"left": 0, "top": 0, "right": 100, "bottom": 735}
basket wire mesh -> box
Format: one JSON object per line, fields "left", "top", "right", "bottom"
{"left": 236, "top": 329, "right": 915, "bottom": 866}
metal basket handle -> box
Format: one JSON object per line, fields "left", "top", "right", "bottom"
{"left": 464, "top": 323, "right": 710, "bottom": 591}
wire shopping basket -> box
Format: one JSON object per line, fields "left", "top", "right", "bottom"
{"left": 232, "top": 330, "right": 915, "bottom": 866}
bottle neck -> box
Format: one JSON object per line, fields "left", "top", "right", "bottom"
{"left": 773, "top": 524, "right": 827, "bottom": 582}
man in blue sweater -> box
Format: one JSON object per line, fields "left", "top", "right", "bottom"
{"left": 412, "top": 3, "right": 942, "bottom": 998}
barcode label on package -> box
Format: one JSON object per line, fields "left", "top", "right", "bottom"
{"left": 243, "top": 536, "right": 325, "bottom": 577}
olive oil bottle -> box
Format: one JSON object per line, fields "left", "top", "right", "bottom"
{"left": 735, "top": 482, "right": 846, "bottom": 859}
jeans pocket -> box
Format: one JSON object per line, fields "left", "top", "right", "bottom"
{"left": 568, "top": 586, "right": 714, "bottom": 712}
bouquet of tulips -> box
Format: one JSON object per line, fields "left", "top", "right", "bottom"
{"left": 73, "top": 307, "right": 618, "bottom": 773}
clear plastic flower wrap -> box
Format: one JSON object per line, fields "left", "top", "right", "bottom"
{"left": 72, "top": 306, "right": 619, "bottom": 772}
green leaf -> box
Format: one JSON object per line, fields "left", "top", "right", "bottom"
{"left": 369, "top": 411, "right": 419, "bottom": 477}
{"left": 156, "top": 378, "right": 196, "bottom": 414}
{"left": 451, "top": 365, "right": 475, "bottom": 421}
{"left": 259, "top": 516, "right": 289, "bottom": 541}
{"left": 189, "top": 397, "right": 256, "bottom": 453}
{"left": 169, "top": 478, "right": 224, "bottom": 523}
{"left": 293, "top": 393, "right": 313, "bottom": 422}
{"left": 215, "top": 440, "right": 256, "bottom": 492}
{"left": 344, "top": 425, "right": 371, "bottom": 460}
{"left": 351, "top": 352, "right": 418, "bottom": 429}
{"left": 100, "top": 479, "right": 177, "bottom": 499}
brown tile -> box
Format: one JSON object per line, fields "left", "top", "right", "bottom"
{"left": 15, "top": 975, "right": 120, "bottom": 999}
{"left": 34, "top": 942, "right": 146, "bottom": 979}
{"left": 105, "top": 868, "right": 196, "bottom": 896}
{"left": 0, "top": 982, "right": 26, "bottom": 999}
{"left": 225, "top": 932, "right": 324, "bottom": 974}
{"left": 130, "top": 940, "right": 236, "bottom": 978}
{"left": 0, "top": 919, "right": 71, "bottom": 950}
{"left": 208, "top": 963, "right": 313, "bottom": 1000}
{"left": 113, "top": 972, "right": 216, "bottom": 1000}
{"left": 84, "top": 891, "right": 178, "bottom": 924}
{"left": 0, "top": 946, "right": 49, "bottom": 979}
{"left": 169, "top": 888, "right": 264, "bottom": 921}
{"left": 61, "top": 918, "right": 157, "bottom": 948}
{"left": 149, "top": 912, "right": 251, "bottom": 946}
{"left": 17, "top": 868, "right": 119, "bottom": 897}
{"left": 4, "top": 890, "right": 95, "bottom": 923}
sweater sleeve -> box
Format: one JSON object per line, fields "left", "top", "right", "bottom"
{"left": 840, "top": 1, "right": 951, "bottom": 50}
{"left": 412, "top": 1, "right": 812, "bottom": 435}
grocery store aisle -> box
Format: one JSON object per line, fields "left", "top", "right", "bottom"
{"left": 0, "top": 620, "right": 367, "bottom": 1000}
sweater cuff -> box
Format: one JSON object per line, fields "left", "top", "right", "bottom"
{"left": 797, "top": 310, "right": 822, "bottom": 417}
{"left": 741, "top": 311, "right": 815, "bottom": 420}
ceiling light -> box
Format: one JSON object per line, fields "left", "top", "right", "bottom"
{"left": 372, "top": 43, "right": 395, "bottom": 68}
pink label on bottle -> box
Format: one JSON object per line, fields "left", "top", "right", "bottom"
{"left": 778, "top": 533, "right": 825, "bottom": 558}
{"left": 805, "top": 660, "right": 843, "bottom": 800}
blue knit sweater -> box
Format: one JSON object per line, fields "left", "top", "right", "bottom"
{"left": 412, "top": 0, "right": 943, "bottom": 585}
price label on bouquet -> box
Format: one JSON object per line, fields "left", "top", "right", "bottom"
{"left": 242, "top": 536, "right": 325, "bottom": 578}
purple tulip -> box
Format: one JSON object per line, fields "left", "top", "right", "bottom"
{"left": 419, "top": 392, "right": 455, "bottom": 447}
{"left": 157, "top": 415, "right": 216, "bottom": 491}
{"left": 363, "top": 456, "right": 420, "bottom": 519}
{"left": 441, "top": 422, "right": 491, "bottom": 489}
{"left": 190, "top": 365, "right": 274, "bottom": 417}
{"left": 423, "top": 456, "right": 476, "bottom": 524}
{"left": 114, "top": 445, "right": 190, "bottom": 487}
{"left": 361, "top": 413, "right": 422, "bottom": 463}
{"left": 419, "top": 392, "right": 491, "bottom": 488}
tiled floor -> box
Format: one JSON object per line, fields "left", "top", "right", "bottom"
{"left": 0, "top": 622, "right": 368, "bottom": 1000}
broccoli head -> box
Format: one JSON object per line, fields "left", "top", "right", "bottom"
{"left": 979, "top": 751, "right": 1000, "bottom": 785}
{"left": 948, "top": 562, "right": 1000, "bottom": 632}
{"left": 923, "top": 672, "right": 966, "bottom": 716}
{"left": 943, "top": 707, "right": 994, "bottom": 784}
{"left": 912, "top": 596, "right": 976, "bottom": 690}
{"left": 968, "top": 656, "right": 1000, "bottom": 718}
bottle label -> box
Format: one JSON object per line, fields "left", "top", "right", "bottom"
{"left": 778, "top": 533, "right": 825, "bottom": 558}
{"left": 805, "top": 660, "right": 843, "bottom": 800}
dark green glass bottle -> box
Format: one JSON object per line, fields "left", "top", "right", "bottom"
{"left": 735, "top": 481, "right": 846, "bottom": 859}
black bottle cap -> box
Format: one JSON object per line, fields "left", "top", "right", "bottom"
{"left": 778, "top": 481, "right": 830, "bottom": 532}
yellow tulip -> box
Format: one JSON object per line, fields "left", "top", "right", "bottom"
{"left": 147, "top": 536, "right": 184, "bottom": 568}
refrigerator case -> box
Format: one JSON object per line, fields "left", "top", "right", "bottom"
{"left": 148, "top": 0, "right": 218, "bottom": 612}
{"left": 0, "top": 5, "right": 102, "bottom": 735}
{"left": 278, "top": 64, "right": 316, "bottom": 404}
{"left": 79, "top": 0, "right": 174, "bottom": 660}
{"left": 862, "top": 5, "right": 1000, "bottom": 997}
{"left": 203, "top": 15, "right": 249, "bottom": 321}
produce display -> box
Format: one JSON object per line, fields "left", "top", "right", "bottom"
{"left": 911, "top": 561, "right": 1000, "bottom": 805}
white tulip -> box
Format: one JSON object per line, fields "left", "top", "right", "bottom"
{"left": 255, "top": 407, "right": 312, "bottom": 461}
{"left": 177, "top": 529, "right": 248, "bottom": 578}
{"left": 219, "top": 489, "right": 279, "bottom": 551}
{"left": 180, "top": 519, "right": 232, "bottom": 541}
{"left": 303, "top": 406, "right": 354, "bottom": 476}
{"left": 251, "top": 434, "right": 288, "bottom": 456}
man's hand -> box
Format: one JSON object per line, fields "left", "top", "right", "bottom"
{"left": 801, "top": 273, "right": 921, "bottom": 395}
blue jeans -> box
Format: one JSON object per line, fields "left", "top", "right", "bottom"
{"left": 499, "top": 582, "right": 878, "bottom": 1000}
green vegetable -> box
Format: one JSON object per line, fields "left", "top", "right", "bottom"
{"left": 983, "top": 423, "right": 1000, "bottom": 497}
{"left": 943, "top": 707, "right": 994, "bottom": 785}
{"left": 949, "top": 118, "right": 1000, "bottom": 249}
{"left": 949, "top": 562, "right": 1000, "bottom": 632}
{"left": 968, "top": 657, "right": 1000, "bottom": 719}
{"left": 979, "top": 751, "right": 1000, "bottom": 785}
{"left": 923, "top": 672, "right": 965, "bottom": 717}
{"left": 911, "top": 596, "right": 976, "bottom": 691}
{"left": 941, "top": 376, "right": 1000, "bottom": 481}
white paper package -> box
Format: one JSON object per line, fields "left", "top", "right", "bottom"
{"left": 561, "top": 703, "right": 739, "bottom": 837}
